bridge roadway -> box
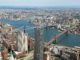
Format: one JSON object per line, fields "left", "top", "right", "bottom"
{"left": 2, "top": 38, "right": 15, "bottom": 49}
{"left": 46, "top": 30, "right": 68, "bottom": 46}
{"left": 2, "top": 29, "right": 68, "bottom": 48}
{"left": 1, "top": 29, "right": 68, "bottom": 60}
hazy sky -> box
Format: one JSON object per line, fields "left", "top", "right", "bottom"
{"left": 0, "top": 0, "right": 80, "bottom": 7}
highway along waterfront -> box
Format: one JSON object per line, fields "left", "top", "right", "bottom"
{"left": 0, "top": 19, "right": 80, "bottom": 47}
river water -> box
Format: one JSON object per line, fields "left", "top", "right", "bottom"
{"left": 0, "top": 19, "right": 80, "bottom": 47}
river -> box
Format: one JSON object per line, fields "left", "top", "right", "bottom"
{"left": 0, "top": 19, "right": 80, "bottom": 47}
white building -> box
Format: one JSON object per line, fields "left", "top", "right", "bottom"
{"left": 16, "top": 32, "right": 28, "bottom": 52}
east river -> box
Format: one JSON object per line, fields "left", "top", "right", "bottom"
{"left": 0, "top": 19, "right": 80, "bottom": 47}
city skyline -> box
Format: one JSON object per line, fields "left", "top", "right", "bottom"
{"left": 0, "top": 0, "right": 80, "bottom": 7}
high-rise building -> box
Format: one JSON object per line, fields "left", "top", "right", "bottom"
{"left": 34, "top": 27, "right": 44, "bottom": 60}
{"left": 16, "top": 31, "right": 28, "bottom": 52}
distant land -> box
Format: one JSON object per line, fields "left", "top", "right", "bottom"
{"left": 0, "top": 6, "right": 80, "bottom": 9}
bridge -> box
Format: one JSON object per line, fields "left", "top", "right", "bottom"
{"left": 46, "top": 29, "right": 68, "bottom": 46}
{"left": 2, "top": 38, "right": 16, "bottom": 50}
{"left": 1, "top": 29, "right": 68, "bottom": 49}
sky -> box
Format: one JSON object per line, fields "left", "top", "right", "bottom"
{"left": 0, "top": 0, "right": 80, "bottom": 7}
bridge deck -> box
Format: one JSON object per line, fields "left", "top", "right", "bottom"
{"left": 46, "top": 30, "right": 68, "bottom": 46}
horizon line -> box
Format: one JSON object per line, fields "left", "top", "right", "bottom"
{"left": 0, "top": 6, "right": 80, "bottom": 8}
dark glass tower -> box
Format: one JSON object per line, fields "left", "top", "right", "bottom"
{"left": 34, "top": 27, "right": 44, "bottom": 60}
